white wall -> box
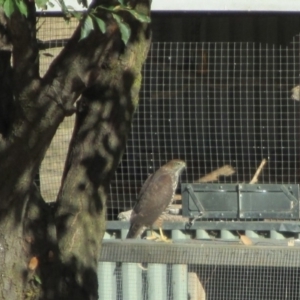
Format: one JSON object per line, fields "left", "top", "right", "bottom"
{"left": 152, "top": 0, "right": 300, "bottom": 12}
{"left": 38, "top": 0, "right": 300, "bottom": 12}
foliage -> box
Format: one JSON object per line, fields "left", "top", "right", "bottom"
{"left": 1, "top": 0, "right": 20, "bottom": 17}
{"left": 73, "top": 0, "right": 151, "bottom": 44}
{"left": 0, "top": 0, "right": 150, "bottom": 44}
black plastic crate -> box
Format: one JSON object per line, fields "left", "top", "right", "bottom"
{"left": 181, "top": 183, "right": 300, "bottom": 220}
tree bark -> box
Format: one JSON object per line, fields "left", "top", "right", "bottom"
{"left": 0, "top": 0, "right": 151, "bottom": 299}
{"left": 55, "top": 3, "right": 151, "bottom": 298}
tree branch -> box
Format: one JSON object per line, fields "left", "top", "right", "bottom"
{"left": 41, "top": 25, "right": 117, "bottom": 116}
{"left": 0, "top": 14, "right": 119, "bottom": 209}
{"left": 8, "top": 0, "right": 39, "bottom": 89}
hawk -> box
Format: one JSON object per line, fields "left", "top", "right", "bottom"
{"left": 126, "top": 159, "right": 186, "bottom": 241}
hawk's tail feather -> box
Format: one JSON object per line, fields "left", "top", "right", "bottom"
{"left": 126, "top": 223, "right": 144, "bottom": 239}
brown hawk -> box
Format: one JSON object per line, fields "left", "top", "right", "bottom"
{"left": 126, "top": 159, "right": 186, "bottom": 241}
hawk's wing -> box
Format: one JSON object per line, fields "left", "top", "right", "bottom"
{"left": 127, "top": 171, "right": 174, "bottom": 238}
{"left": 137, "top": 173, "right": 153, "bottom": 200}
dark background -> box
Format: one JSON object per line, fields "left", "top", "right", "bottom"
{"left": 108, "top": 13, "right": 300, "bottom": 219}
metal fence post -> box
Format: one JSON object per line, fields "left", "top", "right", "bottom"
{"left": 98, "top": 232, "right": 116, "bottom": 299}
{"left": 148, "top": 264, "right": 167, "bottom": 300}
{"left": 98, "top": 262, "right": 116, "bottom": 299}
{"left": 122, "top": 263, "right": 143, "bottom": 300}
{"left": 172, "top": 264, "right": 188, "bottom": 300}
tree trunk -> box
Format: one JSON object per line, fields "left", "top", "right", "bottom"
{"left": 0, "top": 0, "right": 151, "bottom": 299}
{"left": 55, "top": 10, "right": 151, "bottom": 299}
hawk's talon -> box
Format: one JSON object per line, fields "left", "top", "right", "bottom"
{"left": 145, "top": 230, "right": 160, "bottom": 240}
{"left": 154, "top": 228, "right": 172, "bottom": 243}
{"left": 155, "top": 236, "right": 172, "bottom": 243}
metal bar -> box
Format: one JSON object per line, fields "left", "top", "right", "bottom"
{"left": 148, "top": 264, "right": 167, "bottom": 300}
{"left": 122, "top": 263, "right": 143, "bottom": 300}
{"left": 121, "top": 229, "right": 128, "bottom": 239}
{"left": 196, "top": 229, "right": 211, "bottom": 239}
{"left": 97, "top": 262, "right": 116, "bottom": 299}
{"left": 172, "top": 264, "right": 188, "bottom": 300}
{"left": 280, "top": 185, "right": 298, "bottom": 202}
{"left": 270, "top": 230, "right": 285, "bottom": 240}
{"left": 172, "top": 229, "right": 190, "bottom": 240}
{"left": 245, "top": 230, "right": 261, "bottom": 238}
{"left": 186, "top": 184, "right": 205, "bottom": 213}
{"left": 106, "top": 221, "right": 300, "bottom": 233}
{"left": 221, "top": 230, "right": 239, "bottom": 240}
{"left": 98, "top": 229, "right": 118, "bottom": 298}
{"left": 100, "top": 239, "right": 300, "bottom": 267}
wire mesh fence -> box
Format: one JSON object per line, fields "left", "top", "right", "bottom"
{"left": 36, "top": 16, "right": 300, "bottom": 299}
{"left": 111, "top": 40, "right": 300, "bottom": 219}
{"left": 37, "top": 17, "right": 300, "bottom": 220}
{"left": 99, "top": 239, "right": 300, "bottom": 300}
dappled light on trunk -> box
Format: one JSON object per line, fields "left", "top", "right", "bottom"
{"left": 0, "top": 0, "right": 151, "bottom": 299}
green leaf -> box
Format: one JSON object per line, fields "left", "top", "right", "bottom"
{"left": 117, "top": 0, "right": 125, "bottom": 5}
{"left": 80, "top": 15, "right": 94, "bottom": 41}
{"left": 16, "top": 0, "right": 27, "bottom": 17}
{"left": 56, "top": 0, "right": 69, "bottom": 14}
{"left": 113, "top": 4, "right": 121, "bottom": 11}
{"left": 63, "top": 5, "right": 82, "bottom": 20}
{"left": 77, "top": 0, "right": 88, "bottom": 8}
{"left": 126, "top": 9, "right": 150, "bottom": 23}
{"left": 33, "top": 275, "right": 42, "bottom": 285}
{"left": 112, "top": 13, "right": 130, "bottom": 45}
{"left": 71, "top": 10, "right": 82, "bottom": 21}
{"left": 3, "top": 0, "right": 15, "bottom": 17}
{"left": 91, "top": 15, "right": 106, "bottom": 34}
{"left": 35, "top": 0, "right": 48, "bottom": 9}
{"left": 96, "top": 4, "right": 150, "bottom": 24}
